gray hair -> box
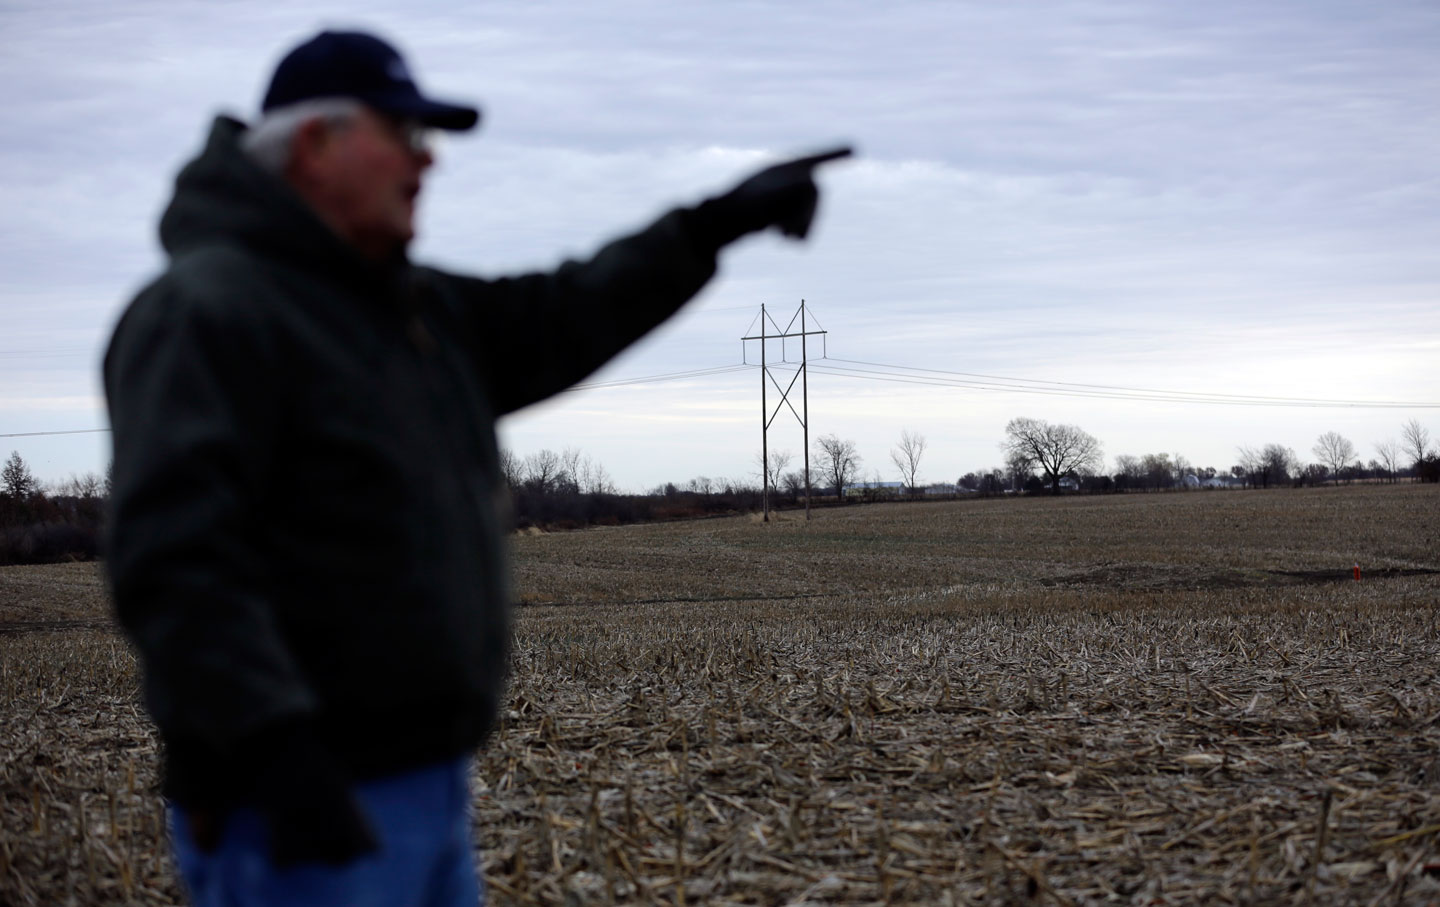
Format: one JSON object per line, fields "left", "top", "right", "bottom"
{"left": 241, "top": 98, "right": 363, "bottom": 174}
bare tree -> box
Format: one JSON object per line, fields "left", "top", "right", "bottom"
{"left": 1140, "top": 453, "right": 1173, "bottom": 491}
{"left": 1312, "top": 432, "right": 1356, "bottom": 484}
{"left": 1113, "top": 454, "right": 1139, "bottom": 486}
{"left": 498, "top": 448, "right": 523, "bottom": 490}
{"left": 1235, "top": 446, "right": 1262, "bottom": 488}
{"left": 1171, "top": 452, "right": 1193, "bottom": 486}
{"left": 559, "top": 447, "right": 585, "bottom": 493}
{"left": 814, "top": 434, "right": 861, "bottom": 500}
{"left": 1, "top": 451, "right": 37, "bottom": 500}
{"left": 686, "top": 476, "right": 714, "bottom": 495}
{"left": 522, "top": 449, "right": 564, "bottom": 494}
{"left": 724, "top": 476, "right": 758, "bottom": 496}
{"left": 59, "top": 472, "right": 103, "bottom": 500}
{"left": 889, "top": 429, "right": 927, "bottom": 498}
{"left": 577, "top": 457, "right": 615, "bottom": 495}
{"left": 1401, "top": 419, "right": 1431, "bottom": 476}
{"left": 1002, "top": 418, "right": 1102, "bottom": 495}
{"left": 754, "top": 447, "right": 793, "bottom": 518}
{"left": 755, "top": 448, "right": 793, "bottom": 491}
{"left": 1235, "top": 444, "right": 1294, "bottom": 489}
{"left": 780, "top": 470, "right": 806, "bottom": 502}
{"left": 1374, "top": 440, "right": 1401, "bottom": 484}
{"left": 1259, "top": 443, "right": 1297, "bottom": 488}
{"left": 980, "top": 468, "right": 1006, "bottom": 494}
{"left": 1005, "top": 450, "right": 1034, "bottom": 492}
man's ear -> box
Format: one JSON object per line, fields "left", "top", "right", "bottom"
{"left": 286, "top": 117, "right": 334, "bottom": 184}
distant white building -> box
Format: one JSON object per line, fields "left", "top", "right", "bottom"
{"left": 923, "top": 483, "right": 958, "bottom": 496}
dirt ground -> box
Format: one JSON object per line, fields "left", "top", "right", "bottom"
{"left": 3, "top": 484, "right": 1438, "bottom": 904}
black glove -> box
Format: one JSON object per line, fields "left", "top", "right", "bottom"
{"left": 688, "top": 146, "right": 853, "bottom": 253}
{"left": 238, "top": 720, "right": 380, "bottom": 868}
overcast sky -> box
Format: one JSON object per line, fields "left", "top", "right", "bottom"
{"left": 3, "top": 0, "right": 1438, "bottom": 491}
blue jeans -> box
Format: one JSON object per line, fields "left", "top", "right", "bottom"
{"left": 169, "top": 757, "right": 483, "bottom": 907}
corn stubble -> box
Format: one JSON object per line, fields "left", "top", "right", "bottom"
{"left": 3, "top": 484, "right": 1439, "bottom": 904}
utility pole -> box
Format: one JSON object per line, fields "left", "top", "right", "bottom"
{"left": 801, "top": 301, "right": 811, "bottom": 521}
{"left": 760, "top": 303, "right": 768, "bottom": 520}
{"left": 742, "top": 301, "right": 827, "bottom": 521}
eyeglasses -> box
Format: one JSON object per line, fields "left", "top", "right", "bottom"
{"left": 372, "top": 113, "right": 437, "bottom": 156}
{"left": 380, "top": 117, "right": 429, "bottom": 156}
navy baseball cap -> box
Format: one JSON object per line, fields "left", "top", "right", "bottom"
{"left": 262, "top": 30, "right": 480, "bottom": 131}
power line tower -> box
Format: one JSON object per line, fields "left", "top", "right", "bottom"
{"left": 741, "top": 300, "right": 827, "bottom": 521}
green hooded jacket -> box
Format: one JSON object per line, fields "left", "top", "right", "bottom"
{"left": 104, "top": 117, "right": 717, "bottom": 806}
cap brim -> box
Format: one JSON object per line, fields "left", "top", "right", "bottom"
{"left": 367, "top": 90, "right": 481, "bottom": 131}
{"left": 412, "top": 98, "right": 481, "bottom": 131}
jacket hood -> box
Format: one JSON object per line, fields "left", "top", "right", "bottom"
{"left": 159, "top": 116, "right": 399, "bottom": 284}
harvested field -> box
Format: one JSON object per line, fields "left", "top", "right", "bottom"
{"left": 3, "top": 484, "right": 1439, "bottom": 904}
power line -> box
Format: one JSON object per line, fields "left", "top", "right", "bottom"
{"left": 0, "top": 348, "right": 96, "bottom": 360}
{"left": 688, "top": 303, "right": 765, "bottom": 314}
{"left": 5, "top": 343, "right": 1436, "bottom": 441}
{"left": 824, "top": 357, "right": 1439, "bottom": 408}
{"left": 797, "top": 361, "right": 1439, "bottom": 408}
{"left": 0, "top": 428, "right": 111, "bottom": 438}
{"left": 564, "top": 363, "right": 751, "bottom": 392}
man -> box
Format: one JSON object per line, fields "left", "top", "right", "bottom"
{"left": 104, "top": 28, "right": 848, "bottom": 907}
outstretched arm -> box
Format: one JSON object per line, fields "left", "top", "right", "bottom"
{"left": 435, "top": 147, "right": 853, "bottom": 415}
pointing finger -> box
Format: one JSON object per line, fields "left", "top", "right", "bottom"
{"left": 784, "top": 146, "right": 855, "bottom": 171}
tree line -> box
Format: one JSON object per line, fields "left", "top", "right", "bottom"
{"left": 499, "top": 446, "right": 767, "bottom": 530}
{"left": 0, "top": 452, "right": 108, "bottom": 565}
{"left": 757, "top": 417, "right": 1438, "bottom": 500}
{"left": 1, "top": 417, "right": 1434, "bottom": 562}
{"left": 757, "top": 416, "right": 1438, "bottom": 504}
{"left": 969, "top": 416, "right": 1439, "bottom": 495}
